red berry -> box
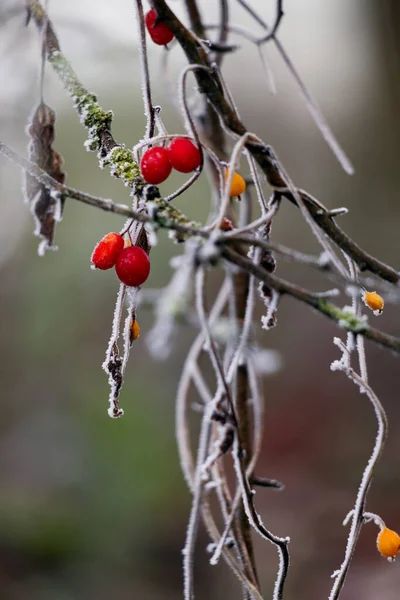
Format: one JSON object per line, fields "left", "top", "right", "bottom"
{"left": 145, "top": 9, "right": 174, "bottom": 46}
{"left": 91, "top": 232, "right": 124, "bottom": 270}
{"left": 140, "top": 146, "right": 172, "bottom": 184}
{"left": 168, "top": 138, "right": 201, "bottom": 173}
{"left": 115, "top": 246, "right": 150, "bottom": 287}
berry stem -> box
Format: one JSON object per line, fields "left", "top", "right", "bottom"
{"left": 133, "top": 1, "right": 156, "bottom": 138}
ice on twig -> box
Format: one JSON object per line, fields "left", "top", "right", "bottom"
{"left": 146, "top": 244, "right": 196, "bottom": 359}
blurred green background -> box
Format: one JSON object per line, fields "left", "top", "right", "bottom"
{"left": 1, "top": 1, "right": 400, "bottom": 599}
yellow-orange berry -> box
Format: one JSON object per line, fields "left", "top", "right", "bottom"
{"left": 130, "top": 319, "right": 140, "bottom": 342}
{"left": 377, "top": 527, "right": 400, "bottom": 559}
{"left": 124, "top": 237, "right": 132, "bottom": 248}
{"left": 225, "top": 169, "right": 246, "bottom": 197}
{"left": 219, "top": 217, "right": 234, "bottom": 232}
{"left": 362, "top": 291, "right": 384, "bottom": 315}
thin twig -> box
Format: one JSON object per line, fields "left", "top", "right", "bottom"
{"left": 220, "top": 246, "right": 400, "bottom": 354}
{"left": 235, "top": 0, "right": 353, "bottom": 174}
{"left": 256, "top": 0, "right": 284, "bottom": 43}
{"left": 215, "top": 0, "right": 229, "bottom": 67}
{"left": 2, "top": 137, "right": 399, "bottom": 355}
{"left": 328, "top": 369, "right": 388, "bottom": 600}
{"left": 27, "top": 2, "right": 400, "bottom": 284}
{"left": 231, "top": 435, "right": 290, "bottom": 600}
{"left": 132, "top": 0, "right": 156, "bottom": 138}
{"left": 176, "top": 278, "right": 263, "bottom": 599}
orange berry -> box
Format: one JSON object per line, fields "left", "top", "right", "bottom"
{"left": 219, "top": 218, "right": 234, "bottom": 232}
{"left": 362, "top": 291, "right": 384, "bottom": 315}
{"left": 131, "top": 319, "right": 140, "bottom": 341}
{"left": 377, "top": 527, "right": 400, "bottom": 559}
{"left": 225, "top": 169, "right": 246, "bottom": 197}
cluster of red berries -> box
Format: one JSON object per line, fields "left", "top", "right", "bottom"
{"left": 143, "top": 12, "right": 201, "bottom": 185}
{"left": 145, "top": 8, "right": 174, "bottom": 46}
{"left": 140, "top": 137, "right": 201, "bottom": 184}
{"left": 91, "top": 232, "right": 150, "bottom": 287}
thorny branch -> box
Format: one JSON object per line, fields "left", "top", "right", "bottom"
{"left": 1, "top": 2, "right": 399, "bottom": 600}
{"left": 1, "top": 139, "right": 399, "bottom": 355}
{"left": 26, "top": 0, "right": 400, "bottom": 282}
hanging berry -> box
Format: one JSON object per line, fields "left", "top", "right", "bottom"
{"left": 91, "top": 232, "right": 124, "bottom": 270}
{"left": 115, "top": 246, "right": 150, "bottom": 287}
{"left": 168, "top": 138, "right": 201, "bottom": 173}
{"left": 140, "top": 147, "right": 172, "bottom": 184}
{"left": 225, "top": 169, "right": 246, "bottom": 197}
{"left": 145, "top": 9, "right": 174, "bottom": 46}
{"left": 362, "top": 290, "right": 384, "bottom": 315}
{"left": 130, "top": 319, "right": 140, "bottom": 342}
{"left": 377, "top": 527, "right": 400, "bottom": 560}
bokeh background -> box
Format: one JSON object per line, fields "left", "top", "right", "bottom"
{"left": 1, "top": 1, "right": 400, "bottom": 599}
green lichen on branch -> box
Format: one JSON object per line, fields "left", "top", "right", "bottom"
{"left": 48, "top": 52, "right": 114, "bottom": 154}
{"left": 47, "top": 53, "right": 140, "bottom": 188}
{"left": 106, "top": 146, "right": 141, "bottom": 187}
{"left": 318, "top": 300, "right": 367, "bottom": 333}
{"left": 28, "top": 0, "right": 197, "bottom": 229}
{"left": 28, "top": 2, "right": 117, "bottom": 157}
{"left": 148, "top": 198, "right": 201, "bottom": 238}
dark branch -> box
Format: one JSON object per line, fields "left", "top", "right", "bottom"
{"left": 149, "top": 1, "right": 398, "bottom": 285}
{"left": 221, "top": 246, "right": 400, "bottom": 355}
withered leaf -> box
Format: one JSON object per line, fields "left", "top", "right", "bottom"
{"left": 106, "top": 342, "right": 123, "bottom": 400}
{"left": 25, "top": 101, "right": 66, "bottom": 255}
{"left": 135, "top": 225, "right": 151, "bottom": 255}
{"left": 258, "top": 221, "right": 278, "bottom": 329}
{"left": 128, "top": 307, "right": 140, "bottom": 346}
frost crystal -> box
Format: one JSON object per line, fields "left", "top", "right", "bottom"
{"left": 210, "top": 317, "right": 239, "bottom": 346}
{"left": 107, "top": 406, "right": 124, "bottom": 419}
{"left": 206, "top": 543, "right": 217, "bottom": 554}
{"left": 251, "top": 348, "right": 282, "bottom": 375}
{"left": 102, "top": 285, "right": 127, "bottom": 418}
{"left": 146, "top": 245, "right": 196, "bottom": 359}
{"left": 146, "top": 223, "right": 158, "bottom": 247}
{"left": 197, "top": 236, "right": 220, "bottom": 265}
{"left": 260, "top": 288, "right": 279, "bottom": 331}
{"left": 331, "top": 569, "right": 340, "bottom": 579}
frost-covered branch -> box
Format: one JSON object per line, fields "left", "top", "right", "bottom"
{"left": 221, "top": 246, "right": 400, "bottom": 354}
{"left": 149, "top": 0, "right": 398, "bottom": 285}
{"left": 27, "top": 1, "right": 147, "bottom": 191}
{"left": 25, "top": 0, "right": 400, "bottom": 288}
{"left": 328, "top": 366, "right": 388, "bottom": 599}
{"left": 2, "top": 136, "right": 399, "bottom": 356}
{"left": 10, "top": 4, "right": 399, "bottom": 600}
{"left": 0, "top": 139, "right": 198, "bottom": 229}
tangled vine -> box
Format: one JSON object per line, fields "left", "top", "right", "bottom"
{"left": 1, "top": 1, "right": 399, "bottom": 599}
